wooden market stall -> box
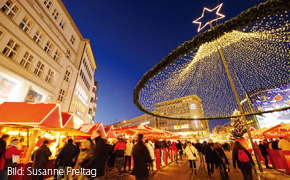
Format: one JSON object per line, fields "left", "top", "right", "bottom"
{"left": 0, "top": 102, "right": 89, "bottom": 180}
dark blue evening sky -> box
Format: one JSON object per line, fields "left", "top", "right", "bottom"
{"left": 62, "top": 0, "right": 266, "bottom": 131}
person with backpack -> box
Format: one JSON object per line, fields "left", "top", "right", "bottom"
{"left": 232, "top": 141, "right": 255, "bottom": 180}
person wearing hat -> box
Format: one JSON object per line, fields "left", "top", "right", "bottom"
{"left": 32, "top": 139, "right": 52, "bottom": 180}
{"left": 2, "top": 138, "right": 22, "bottom": 180}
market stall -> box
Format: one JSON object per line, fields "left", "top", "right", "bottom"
{"left": 0, "top": 102, "right": 90, "bottom": 179}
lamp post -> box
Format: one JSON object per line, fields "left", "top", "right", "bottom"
{"left": 209, "top": 21, "right": 263, "bottom": 173}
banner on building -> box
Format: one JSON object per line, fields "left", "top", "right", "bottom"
{"left": 0, "top": 73, "right": 21, "bottom": 104}
{"left": 24, "top": 88, "right": 43, "bottom": 103}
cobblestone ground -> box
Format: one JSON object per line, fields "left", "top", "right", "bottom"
{"left": 50, "top": 151, "right": 290, "bottom": 180}
{"left": 148, "top": 152, "right": 290, "bottom": 180}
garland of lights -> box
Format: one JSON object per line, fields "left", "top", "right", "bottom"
{"left": 133, "top": 0, "right": 290, "bottom": 120}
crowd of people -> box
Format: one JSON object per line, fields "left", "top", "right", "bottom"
{"left": 1, "top": 133, "right": 290, "bottom": 180}
{"left": 257, "top": 137, "right": 290, "bottom": 169}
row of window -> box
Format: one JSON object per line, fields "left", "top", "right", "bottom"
{"left": 1, "top": 36, "right": 72, "bottom": 86}
{"left": 1, "top": 1, "right": 65, "bottom": 63}
{"left": 82, "top": 58, "right": 92, "bottom": 80}
{"left": 1, "top": 0, "right": 76, "bottom": 63}
{"left": 43, "top": 0, "right": 76, "bottom": 45}
{"left": 2, "top": 38, "right": 54, "bottom": 83}
{"left": 80, "top": 69, "right": 90, "bottom": 90}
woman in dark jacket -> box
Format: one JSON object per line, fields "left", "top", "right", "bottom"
{"left": 259, "top": 139, "right": 271, "bottom": 169}
{"left": 202, "top": 141, "right": 215, "bottom": 176}
{"left": 213, "top": 143, "right": 228, "bottom": 179}
{"left": 132, "top": 134, "right": 151, "bottom": 180}
{"left": 32, "top": 139, "right": 52, "bottom": 180}
{"left": 232, "top": 141, "right": 255, "bottom": 180}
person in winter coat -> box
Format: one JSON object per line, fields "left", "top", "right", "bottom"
{"left": 107, "top": 139, "right": 117, "bottom": 169}
{"left": 55, "top": 139, "right": 79, "bottom": 180}
{"left": 176, "top": 140, "right": 183, "bottom": 160}
{"left": 202, "top": 141, "right": 215, "bottom": 176}
{"left": 185, "top": 142, "right": 199, "bottom": 174}
{"left": 259, "top": 139, "right": 271, "bottom": 169}
{"left": 81, "top": 130, "right": 110, "bottom": 180}
{"left": 32, "top": 139, "right": 52, "bottom": 180}
{"left": 0, "top": 134, "right": 9, "bottom": 179}
{"left": 232, "top": 141, "right": 255, "bottom": 180}
{"left": 194, "top": 140, "right": 204, "bottom": 162}
{"left": 170, "top": 142, "right": 178, "bottom": 164}
{"left": 124, "top": 137, "right": 134, "bottom": 171}
{"left": 73, "top": 139, "right": 92, "bottom": 180}
{"left": 213, "top": 143, "right": 228, "bottom": 180}
{"left": 145, "top": 139, "right": 155, "bottom": 170}
{"left": 114, "top": 138, "right": 126, "bottom": 175}
{"left": 132, "top": 134, "right": 152, "bottom": 180}
{"left": 2, "top": 139, "right": 22, "bottom": 180}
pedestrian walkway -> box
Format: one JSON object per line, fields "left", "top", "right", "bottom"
{"left": 149, "top": 152, "right": 290, "bottom": 180}
{"left": 49, "top": 151, "right": 290, "bottom": 180}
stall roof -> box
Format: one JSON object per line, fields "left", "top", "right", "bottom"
{"left": 0, "top": 102, "right": 62, "bottom": 128}
{"left": 104, "top": 125, "right": 116, "bottom": 138}
{"left": 78, "top": 123, "right": 106, "bottom": 137}
{"left": 114, "top": 125, "right": 182, "bottom": 139}
{"left": 61, "top": 112, "right": 74, "bottom": 129}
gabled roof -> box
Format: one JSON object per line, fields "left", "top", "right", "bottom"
{"left": 104, "top": 125, "right": 116, "bottom": 138}
{"left": 0, "top": 102, "right": 62, "bottom": 128}
{"left": 78, "top": 123, "right": 106, "bottom": 137}
{"left": 61, "top": 112, "right": 74, "bottom": 129}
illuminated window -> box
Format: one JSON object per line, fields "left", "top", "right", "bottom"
{"left": 70, "top": 35, "right": 75, "bottom": 45}
{"left": 59, "top": 19, "right": 65, "bottom": 30}
{"left": 34, "top": 61, "right": 45, "bottom": 77}
{"left": 44, "top": 41, "right": 53, "bottom": 55}
{"left": 45, "top": 69, "right": 54, "bottom": 83}
{"left": 20, "top": 52, "right": 33, "bottom": 69}
{"left": 2, "top": 39, "right": 20, "bottom": 59}
{"left": 58, "top": 89, "right": 65, "bottom": 102}
{"left": 1, "top": 0, "right": 19, "bottom": 20}
{"left": 64, "top": 70, "right": 70, "bottom": 82}
{"left": 52, "top": 9, "right": 59, "bottom": 20}
{"left": 19, "top": 16, "right": 33, "bottom": 33}
{"left": 53, "top": 49, "right": 61, "bottom": 62}
{"left": 33, "top": 29, "right": 44, "bottom": 45}
{"left": 43, "top": 0, "right": 52, "bottom": 10}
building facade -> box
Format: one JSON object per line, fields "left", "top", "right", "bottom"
{"left": 114, "top": 95, "right": 209, "bottom": 138}
{"left": 0, "top": 0, "right": 97, "bottom": 127}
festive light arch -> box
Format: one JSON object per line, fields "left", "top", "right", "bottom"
{"left": 133, "top": 0, "right": 290, "bottom": 121}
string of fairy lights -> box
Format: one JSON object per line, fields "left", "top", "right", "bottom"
{"left": 139, "top": 10, "right": 290, "bottom": 120}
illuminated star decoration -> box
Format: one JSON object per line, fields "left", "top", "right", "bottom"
{"left": 193, "top": 3, "right": 225, "bottom": 32}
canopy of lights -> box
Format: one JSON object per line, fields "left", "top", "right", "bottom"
{"left": 134, "top": 0, "right": 290, "bottom": 121}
